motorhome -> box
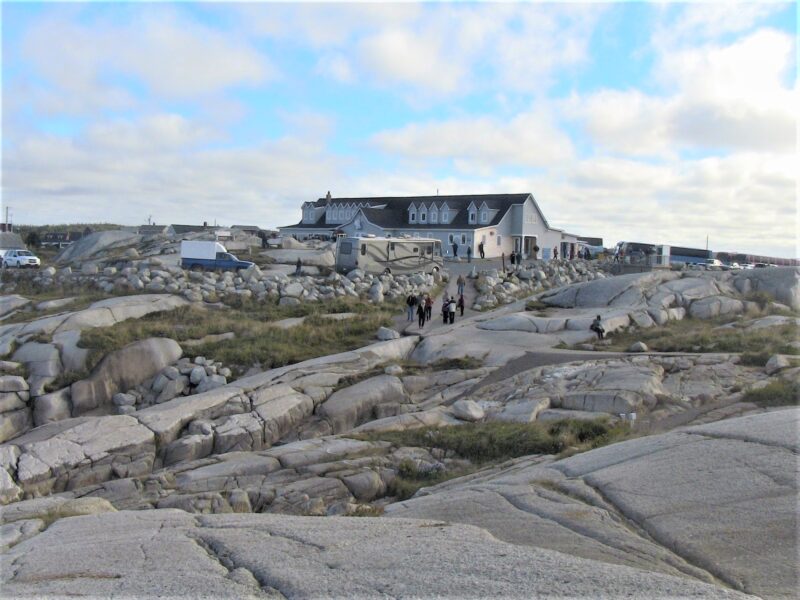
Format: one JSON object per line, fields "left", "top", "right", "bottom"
{"left": 335, "top": 236, "right": 443, "bottom": 275}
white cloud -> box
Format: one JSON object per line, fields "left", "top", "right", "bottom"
{"left": 3, "top": 116, "right": 341, "bottom": 229}
{"left": 565, "top": 28, "right": 797, "bottom": 155}
{"left": 370, "top": 109, "right": 575, "bottom": 169}
{"left": 315, "top": 53, "right": 355, "bottom": 84}
{"left": 18, "top": 9, "right": 272, "bottom": 114}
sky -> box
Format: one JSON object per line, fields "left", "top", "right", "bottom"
{"left": 1, "top": 1, "right": 797, "bottom": 257}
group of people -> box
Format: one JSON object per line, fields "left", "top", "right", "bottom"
{"left": 405, "top": 291, "right": 465, "bottom": 328}
{"left": 451, "top": 242, "right": 487, "bottom": 261}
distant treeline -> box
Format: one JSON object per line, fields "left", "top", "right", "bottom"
{"left": 14, "top": 223, "right": 121, "bottom": 235}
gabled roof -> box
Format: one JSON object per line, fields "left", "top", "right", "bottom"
{"left": 281, "top": 193, "right": 552, "bottom": 231}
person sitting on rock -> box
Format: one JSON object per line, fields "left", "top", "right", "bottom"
{"left": 590, "top": 315, "right": 605, "bottom": 340}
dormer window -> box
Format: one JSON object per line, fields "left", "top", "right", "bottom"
{"left": 410, "top": 211, "right": 416, "bottom": 223}
{"left": 469, "top": 211, "right": 476, "bottom": 224}
{"left": 430, "top": 207, "right": 438, "bottom": 223}
{"left": 441, "top": 208, "right": 449, "bottom": 223}
{"left": 420, "top": 211, "right": 427, "bottom": 223}
{"left": 480, "top": 211, "right": 488, "bottom": 223}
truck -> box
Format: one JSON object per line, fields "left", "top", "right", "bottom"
{"left": 335, "top": 236, "right": 443, "bottom": 275}
{"left": 180, "top": 241, "right": 254, "bottom": 272}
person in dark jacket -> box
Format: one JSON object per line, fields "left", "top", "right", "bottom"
{"left": 425, "top": 294, "right": 433, "bottom": 320}
{"left": 478, "top": 241, "right": 485, "bottom": 259}
{"left": 590, "top": 315, "right": 605, "bottom": 340}
{"left": 510, "top": 251, "right": 516, "bottom": 267}
{"left": 452, "top": 242, "right": 458, "bottom": 258}
{"left": 466, "top": 246, "right": 472, "bottom": 263}
{"left": 295, "top": 258, "right": 302, "bottom": 276}
{"left": 457, "top": 294, "right": 465, "bottom": 316}
{"left": 553, "top": 247, "right": 558, "bottom": 260}
{"left": 442, "top": 298, "right": 449, "bottom": 324}
{"left": 417, "top": 301, "right": 427, "bottom": 328}
{"left": 406, "top": 294, "right": 417, "bottom": 321}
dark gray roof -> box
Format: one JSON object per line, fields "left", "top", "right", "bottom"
{"left": 578, "top": 236, "right": 604, "bottom": 246}
{"left": 283, "top": 193, "right": 538, "bottom": 231}
{"left": 169, "top": 224, "right": 213, "bottom": 234}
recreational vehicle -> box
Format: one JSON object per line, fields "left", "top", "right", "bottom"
{"left": 335, "top": 236, "right": 443, "bottom": 275}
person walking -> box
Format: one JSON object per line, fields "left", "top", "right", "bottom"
{"left": 448, "top": 296, "right": 457, "bottom": 324}
{"left": 425, "top": 294, "right": 433, "bottom": 320}
{"left": 452, "top": 242, "right": 458, "bottom": 258}
{"left": 533, "top": 244, "right": 540, "bottom": 260}
{"left": 553, "top": 247, "right": 558, "bottom": 260}
{"left": 457, "top": 274, "right": 466, "bottom": 296}
{"left": 417, "top": 301, "right": 427, "bottom": 328}
{"left": 294, "top": 258, "right": 302, "bottom": 276}
{"left": 590, "top": 315, "right": 605, "bottom": 340}
{"left": 406, "top": 293, "right": 417, "bottom": 321}
{"left": 466, "top": 245, "right": 472, "bottom": 263}
{"left": 478, "top": 241, "right": 485, "bottom": 259}
{"left": 442, "top": 298, "right": 450, "bottom": 324}
{"left": 510, "top": 251, "right": 516, "bottom": 268}
{"left": 457, "top": 294, "right": 465, "bottom": 316}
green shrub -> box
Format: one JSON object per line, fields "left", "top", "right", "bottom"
{"left": 742, "top": 379, "right": 800, "bottom": 407}
{"left": 356, "top": 419, "right": 631, "bottom": 464}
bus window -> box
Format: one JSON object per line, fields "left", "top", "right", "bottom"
{"left": 360, "top": 244, "right": 366, "bottom": 256}
{"left": 425, "top": 244, "right": 432, "bottom": 255}
{"left": 413, "top": 247, "right": 419, "bottom": 253}
{"left": 390, "top": 243, "right": 395, "bottom": 251}
{"left": 339, "top": 242, "right": 352, "bottom": 255}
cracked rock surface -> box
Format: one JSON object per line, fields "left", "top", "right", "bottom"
{"left": 386, "top": 408, "right": 799, "bottom": 599}
{"left": 2, "top": 509, "right": 750, "bottom": 599}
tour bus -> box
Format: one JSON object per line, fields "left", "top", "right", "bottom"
{"left": 613, "top": 241, "right": 670, "bottom": 267}
{"left": 335, "top": 236, "right": 443, "bottom": 275}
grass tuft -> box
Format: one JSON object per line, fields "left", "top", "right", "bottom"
{"left": 742, "top": 379, "right": 799, "bottom": 407}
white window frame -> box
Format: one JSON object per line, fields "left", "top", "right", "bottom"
{"left": 481, "top": 211, "right": 488, "bottom": 224}
{"left": 410, "top": 211, "right": 417, "bottom": 223}
{"left": 441, "top": 209, "right": 449, "bottom": 223}
{"left": 448, "top": 233, "right": 454, "bottom": 243}
{"left": 430, "top": 208, "right": 438, "bottom": 223}
{"left": 461, "top": 233, "right": 466, "bottom": 244}
{"left": 469, "top": 211, "right": 476, "bottom": 224}
{"left": 420, "top": 211, "right": 427, "bottom": 223}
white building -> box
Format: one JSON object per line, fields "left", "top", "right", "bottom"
{"left": 280, "top": 193, "right": 581, "bottom": 260}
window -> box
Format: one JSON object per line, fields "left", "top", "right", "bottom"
{"left": 410, "top": 212, "right": 416, "bottom": 223}
{"left": 461, "top": 234, "right": 466, "bottom": 244}
{"left": 441, "top": 209, "right": 449, "bottom": 223}
{"left": 339, "top": 242, "right": 353, "bottom": 255}
{"left": 360, "top": 244, "right": 366, "bottom": 256}
{"left": 481, "top": 211, "right": 488, "bottom": 223}
{"left": 413, "top": 246, "right": 419, "bottom": 253}
{"left": 469, "top": 212, "right": 476, "bottom": 224}
{"left": 420, "top": 212, "right": 427, "bottom": 223}
{"left": 497, "top": 235, "right": 502, "bottom": 246}
{"left": 448, "top": 233, "right": 454, "bottom": 243}
{"left": 390, "top": 243, "right": 396, "bottom": 251}
{"left": 430, "top": 208, "right": 438, "bottom": 223}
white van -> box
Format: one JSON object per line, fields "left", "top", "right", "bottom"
{"left": 336, "top": 236, "right": 443, "bottom": 275}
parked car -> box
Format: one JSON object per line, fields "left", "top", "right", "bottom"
{"left": 2, "top": 249, "right": 41, "bottom": 268}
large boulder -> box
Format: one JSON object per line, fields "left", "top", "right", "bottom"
{"left": 55, "top": 230, "right": 142, "bottom": 265}
{"left": 70, "top": 338, "right": 182, "bottom": 415}
{"left": 734, "top": 267, "right": 800, "bottom": 311}
{"left": 318, "top": 375, "right": 406, "bottom": 434}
